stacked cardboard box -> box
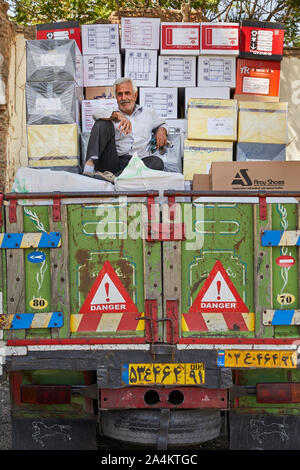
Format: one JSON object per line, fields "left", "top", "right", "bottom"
{"left": 180, "top": 22, "right": 239, "bottom": 182}
{"left": 184, "top": 98, "right": 237, "bottom": 180}
{"left": 26, "top": 39, "right": 83, "bottom": 172}
{"left": 31, "top": 18, "right": 291, "bottom": 184}
{"left": 235, "top": 20, "right": 286, "bottom": 162}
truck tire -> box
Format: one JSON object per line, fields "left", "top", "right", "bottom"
{"left": 101, "top": 409, "right": 221, "bottom": 447}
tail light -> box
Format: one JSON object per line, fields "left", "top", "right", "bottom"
{"left": 20, "top": 385, "right": 71, "bottom": 404}
{"left": 257, "top": 383, "right": 300, "bottom": 404}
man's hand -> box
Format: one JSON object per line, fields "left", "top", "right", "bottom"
{"left": 155, "top": 127, "right": 168, "bottom": 149}
{"left": 111, "top": 111, "right": 132, "bottom": 135}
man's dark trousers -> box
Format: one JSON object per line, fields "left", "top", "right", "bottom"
{"left": 86, "top": 120, "right": 164, "bottom": 174}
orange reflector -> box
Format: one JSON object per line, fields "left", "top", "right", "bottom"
{"left": 257, "top": 383, "right": 300, "bottom": 404}
{"left": 21, "top": 385, "right": 71, "bottom": 404}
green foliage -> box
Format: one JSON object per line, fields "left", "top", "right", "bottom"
{"left": 7, "top": 0, "right": 300, "bottom": 45}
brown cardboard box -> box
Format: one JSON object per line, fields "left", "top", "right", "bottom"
{"left": 234, "top": 94, "right": 280, "bottom": 103}
{"left": 192, "top": 174, "right": 211, "bottom": 189}
{"left": 210, "top": 161, "right": 300, "bottom": 192}
{"left": 85, "top": 86, "right": 115, "bottom": 100}
{"left": 192, "top": 174, "right": 211, "bottom": 200}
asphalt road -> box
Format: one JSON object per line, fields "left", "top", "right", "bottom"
{"left": 0, "top": 375, "right": 11, "bottom": 450}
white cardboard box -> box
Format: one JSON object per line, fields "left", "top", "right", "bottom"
{"left": 81, "top": 24, "right": 120, "bottom": 55}
{"left": 83, "top": 54, "right": 121, "bottom": 87}
{"left": 161, "top": 22, "right": 200, "bottom": 55}
{"left": 139, "top": 87, "right": 177, "bottom": 119}
{"left": 124, "top": 50, "right": 157, "bottom": 87}
{"left": 158, "top": 56, "right": 196, "bottom": 87}
{"left": 200, "top": 22, "right": 240, "bottom": 55}
{"left": 82, "top": 98, "right": 117, "bottom": 133}
{"left": 121, "top": 17, "right": 160, "bottom": 50}
{"left": 166, "top": 118, "right": 187, "bottom": 154}
{"left": 197, "top": 56, "right": 236, "bottom": 88}
{"left": 184, "top": 87, "right": 230, "bottom": 116}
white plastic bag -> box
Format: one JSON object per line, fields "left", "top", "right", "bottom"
{"left": 11, "top": 167, "right": 115, "bottom": 193}
{"left": 115, "top": 155, "right": 184, "bottom": 193}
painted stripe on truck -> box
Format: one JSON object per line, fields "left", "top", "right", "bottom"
{"left": 0, "top": 232, "right": 61, "bottom": 248}
{"left": 261, "top": 230, "right": 300, "bottom": 246}
{"left": 0, "top": 312, "right": 63, "bottom": 329}
{"left": 263, "top": 309, "right": 300, "bottom": 326}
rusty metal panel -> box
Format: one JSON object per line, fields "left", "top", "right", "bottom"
{"left": 100, "top": 387, "right": 227, "bottom": 409}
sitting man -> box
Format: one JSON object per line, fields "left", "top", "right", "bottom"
{"left": 83, "top": 77, "right": 168, "bottom": 180}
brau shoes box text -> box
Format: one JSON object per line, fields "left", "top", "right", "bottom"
{"left": 210, "top": 162, "right": 300, "bottom": 191}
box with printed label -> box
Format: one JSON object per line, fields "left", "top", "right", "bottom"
{"left": 238, "top": 101, "right": 288, "bottom": 144}
{"left": 153, "top": 130, "right": 182, "bottom": 173}
{"left": 183, "top": 140, "right": 233, "bottom": 180}
{"left": 81, "top": 24, "right": 120, "bottom": 55}
{"left": 85, "top": 86, "right": 115, "bottom": 100}
{"left": 26, "top": 81, "right": 83, "bottom": 126}
{"left": 83, "top": 54, "right": 121, "bottom": 87}
{"left": 26, "top": 39, "right": 82, "bottom": 84}
{"left": 125, "top": 50, "right": 157, "bottom": 87}
{"left": 197, "top": 56, "right": 236, "bottom": 87}
{"left": 210, "top": 161, "right": 300, "bottom": 191}
{"left": 236, "top": 142, "right": 286, "bottom": 161}
{"left": 239, "top": 20, "right": 284, "bottom": 61}
{"left": 139, "top": 87, "right": 178, "bottom": 119}
{"left": 185, "top": 87, "right": 230, "bottom": 116}
{"left": 161, "top": 23, "right": 200, "bottom": 55}
{"left": 121, "top": 17, "right": 160, "bottom": 50}
{"left": 82, "top": 98, "right": 117, "bottom": 133}
{"left": 158, "top": 56, "right": 196, "bottom": 87}
{"left": 187, "top": 98, "right": 237, "bottom": 141}
{"left": 27, "top": 123, "right": 79, "bottom": 167}
{"left": 200, "top": 23, "right": 239, "bottom": 55}
{"left": 236, "top": 58, "right": 281, "bottom": 97}
{"left": 166, "top": 119, "right": 187, "bottom": 155}
{"left": 81, "top": 132, "right": 90, "bottom": 164}
{"left": 36, "top": 21, "right": 82, "bottom": 52}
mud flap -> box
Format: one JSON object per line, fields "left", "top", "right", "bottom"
{"left": 11, "top": 416, "right": 97, "bottom": 450}
{"left": 230, "top": 410, "right": 300, "bottom": 450}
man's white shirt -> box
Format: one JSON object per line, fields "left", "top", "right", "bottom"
{"left": 93, "top": 105, "right": 167, "bottom": 159}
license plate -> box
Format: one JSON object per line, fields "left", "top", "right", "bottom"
{"left": 218, "top": 350, "right": 297, "bottom": 369}
{"left": 122, "top": 363, "right": 205, "bottom": 385}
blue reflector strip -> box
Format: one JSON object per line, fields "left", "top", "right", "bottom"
{"left": 271, "top": 310, "right": 296, "bottom": 325}
{"left": 0, "top": 312, "right": 63, "bottom": 329}
{"left": 261, "top": 230, "right": 284, "bottom": 246}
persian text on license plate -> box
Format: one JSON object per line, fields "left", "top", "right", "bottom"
{"left": 122, "top": 363, "right": 205, "bottom": 385}
{"left": 217, "top": 350, "right": 297, "bottom": 368}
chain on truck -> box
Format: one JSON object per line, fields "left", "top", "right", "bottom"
{"left": 1, "top": 12, "right": 300, "bottom": 451}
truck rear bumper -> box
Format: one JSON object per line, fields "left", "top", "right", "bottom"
{"left": 4, "top": 345, "right": 232, "bottom": 390}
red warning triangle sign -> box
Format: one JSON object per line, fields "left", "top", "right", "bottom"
{"left": 189, "top": 260, "right": 249, "bottom": 313}
{"left": 79, "top": 260, "right": 139, "bottom": 314}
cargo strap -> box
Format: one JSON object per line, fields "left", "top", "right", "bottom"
{"left": 157, "top": 409, "right": 170, "bottom": 450}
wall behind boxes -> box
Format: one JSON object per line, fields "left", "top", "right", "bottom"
{"left": 1, "top": 5, "right": 300, "bottom": 191}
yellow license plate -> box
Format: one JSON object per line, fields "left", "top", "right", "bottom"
{"left": 221, "top": 350, "right": 297, "bottom": 368}
{"left": 123, "top": 363, "right": 205, "bottom": 385}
